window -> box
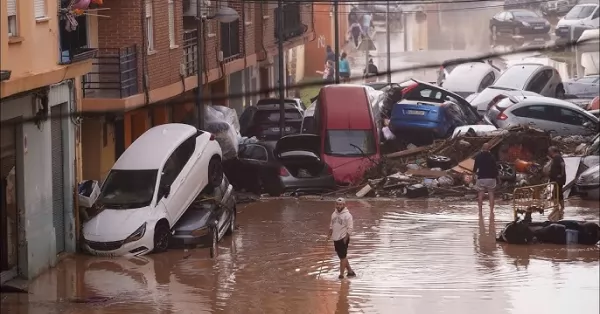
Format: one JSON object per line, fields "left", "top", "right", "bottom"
{"left": 160, "top": 136, "right": 196, "bottom": 188}
{"left": 98, "top": 169, "right": 159, "bottom": 208}
{"left": 145, "top": 0, "right": 155, "bottom": 53}
{"left": 479, "top": 72, "right": 496, "bottom": 92}
{"left": 505, "top": 12, "right": 514, "bottom": 20}
{"left": 565, "top": 5, "right": 597, "bottom": 20}
{"left": 7, "top": 0, "right": 17, "bottom": 36}
{"left": 512, "top": 10, "right": 540, "bottom": 18}
{"left": 418, "top": 89, "right": 443, "bottom": 100}
{"left": 274, "top": 3, "right": 304, "bottom": 40}
{"left": 527, "top": 70, "right": 552, "bottom": 93}
{"left": 558, "top": 108, "right": 587, "bottom": 125}
{"left": 168, "top": 0, "right": 175, "bottom": 47}
{"left": 220, "top": 19, "right": 241, "bottom": 59}
{"left": 592, "top": 8, "right": 599, "bottom": 19}
{"left": 324, "top": 130, "right": 377, "bottom": 156}
{"left": 34, "top": 0, "right": 46, "bottom": 19}
{"left": 239, "top": 144, "right": 268, "bottom": 161}
{"left": 512, "top": 105, "right": 549, "bottom": 120}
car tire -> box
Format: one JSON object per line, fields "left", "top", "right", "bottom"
{"left": 226, "top": 210, "right": 236, "bottom": 235}
{"left": 555, "top": 85, "right": 565, "bottom": 99}
{"left": 153, "top": 222, "right": 170, "bottom": 253}
{"left": 426, "top": 155, "right": 453, "bottom": 170}
{"left": 210, "top": 226, "right": 219, "bottom": 258}
{"left": 207, "top": 157, "right": 224, "bottom": 190}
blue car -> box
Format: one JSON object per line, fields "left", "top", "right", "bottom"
{"left": 386, "top": 80, "right": 481, "bottom": 143}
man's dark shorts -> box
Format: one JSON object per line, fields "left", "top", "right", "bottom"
{"left": 552, "top": 182, "right": 565, "bottom": 201}
{"left": 334, "top": 238, "right": 350, "bottom": 259}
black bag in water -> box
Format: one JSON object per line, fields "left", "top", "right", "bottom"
{"left": 533, "top": 223, "right": 567, "bottom": 245}
{"left": 498, "top": 221, "right": 534, "bottom": 244}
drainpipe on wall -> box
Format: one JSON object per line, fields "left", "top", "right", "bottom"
{"left": 67, "top": 79, "right": 81, "bottom": 248}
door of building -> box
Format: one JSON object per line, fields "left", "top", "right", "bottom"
{"left": 1, "top": 122, "right": 18, "bottom": 274}
{"left": 51, "top": 104, "right": 66, "bottom": 253}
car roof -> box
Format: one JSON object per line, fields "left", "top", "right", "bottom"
{"left": 113, "top": 123, "right": 198, "bottom": 170}
{"left": 319, "top": 85, "right": 373, "bottom": 129}
{"left": 443, "top": 63, "right": 495, "bottom": 92}
{"left": 512, "top": 96, "right": 600, "bottom": 118}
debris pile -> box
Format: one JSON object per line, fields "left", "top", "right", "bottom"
{"left": 354, "top": 126, "right": 589, "bottom": 199}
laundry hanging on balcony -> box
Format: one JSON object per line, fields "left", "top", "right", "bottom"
{"left": 61, "top": 0, "right": 108, "bottom": 32}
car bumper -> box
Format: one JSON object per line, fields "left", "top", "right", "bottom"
{"left": 171, "top": 233, "right": 212, "bottom": 247}
{"left": 390, "top": 122, "right": 447, "bottom": 137}
{"left": 83, "top": 231, "right": 155, "bottom": 257}
{"left": 519, "top": 26, "right": 551, "bottom": 34}
{"left": 280, "top": 174, "right": 337, "bottom": 193}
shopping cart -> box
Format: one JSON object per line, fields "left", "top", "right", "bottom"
{"left": 512, "top": 182, "right": 561, "bottom": 222}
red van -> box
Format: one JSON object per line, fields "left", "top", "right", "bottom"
{"left": 308, "top": 85, "right": 381, "bottom": 185}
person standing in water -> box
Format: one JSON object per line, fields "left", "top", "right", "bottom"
{"left": 547, "top": 146, "right": 566, "bottom": 220}
{"left": 473, "top": 143, "right": 499, "bottom": 214}
{"left": 328, "top": 198, "right": 356, "bottom": 279}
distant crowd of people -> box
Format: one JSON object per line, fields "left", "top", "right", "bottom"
{"left": 317, "top": 46, "right": 379, "bottom": 84}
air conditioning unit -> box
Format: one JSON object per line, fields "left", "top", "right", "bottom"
{"left": 183, "top": 0, "right": 212, "bottom": 17}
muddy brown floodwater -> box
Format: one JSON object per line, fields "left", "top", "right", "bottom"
{"left": 2, "top": 199, "right": 599, "bottom": 314}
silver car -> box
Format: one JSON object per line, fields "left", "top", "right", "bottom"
{"left": 493, "top": 63, "right": 565, "bottom": 98}
{"left": 563, "top": 74, "right": 600, "bottom": 98}
{"left": 440, "top": 62, "right": 501, "bottom": 99}
{"left": 486, "top": 95, "right": 599, "bottom": 136}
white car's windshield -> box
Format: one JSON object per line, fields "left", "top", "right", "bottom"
{"left": 98, "top": 169, "right": 158, "bottom": 209}
{"left": 565, "top": 5, "right": 597, "bottom": 20}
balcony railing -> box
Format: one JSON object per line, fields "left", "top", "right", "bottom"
{"left": 82, "top": 46, "right": 139, "bottom": 99}
{"left": 182, "top": 29, "right": 198, "bottom": 77}
{"left": 274, "top": 4, "right": 308, "bottom": 41}
{"left": 220, "top": 20, "right": 241, "bottom": 62}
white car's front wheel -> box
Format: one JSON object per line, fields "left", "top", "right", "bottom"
{"left": 153, "top": 222, "right": 170, "bottom": 253}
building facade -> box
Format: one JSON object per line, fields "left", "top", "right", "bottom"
{"left": 1, "top": 0, "right": 95, "bottom": 282}
{"left": 80, "top": 0, "right": 315, "bottom": 182}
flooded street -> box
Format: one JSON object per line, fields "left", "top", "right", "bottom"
{"left": 2, "top": 199, "right": 599, "bottom": 314}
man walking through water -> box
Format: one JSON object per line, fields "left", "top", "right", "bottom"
{"left": 328, "top": 198, "right": 356, "bottom": 279}
{"left": 547, "top": 146, "right": 566, "bottom": 221}
{"left": 473, "top": 143, "right": 499, "bottom": 214}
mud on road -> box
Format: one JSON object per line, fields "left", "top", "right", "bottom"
{"left": 2, "top": 199, "right": 599, "bottom": 314}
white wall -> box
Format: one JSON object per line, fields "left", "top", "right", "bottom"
{"left": 0, "top": 81, "right": 76, "bottom": 279}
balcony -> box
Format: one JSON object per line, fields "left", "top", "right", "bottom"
{"left": 82, "top": 46, "right": 139, "bottom": 99}
{"left": 274, "top": 4, "right": 308, "bottom": 41}
{"left": 59, "top": 14, "right": 97, "bottom": 65}
{"left": 182, "top": 29, "right": 198, "bottom": 77}
{"left": 220, "top": 20, "right": 241, "bottom": 62}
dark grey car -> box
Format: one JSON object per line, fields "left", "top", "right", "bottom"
{"left": 171, "top": 176, "right": 236, "bottom": 251}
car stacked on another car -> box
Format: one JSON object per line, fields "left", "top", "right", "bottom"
{"left": 239, "top": 101, "right": 304, "bottom": 142}
{"left": 485, "top": 95, "right": 599, "bottom": 136}
{"left": 439, "top": 62, "right": 501, "bottom": 99}
{"left": 82, "top": 124, "right": 224, "bottom": 257}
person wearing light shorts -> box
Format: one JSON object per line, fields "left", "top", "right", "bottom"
{"left": 473, "top": 143, "right": 499, "bottom": 214}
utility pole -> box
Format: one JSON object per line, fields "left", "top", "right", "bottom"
{"left": 195, "top": 0, "right": 205, "bottom": 130}
{"left": 386, "top": 0, "right": 391, "bottom": 83}
{"left": 333, "top": 0, "right": 340, "bottom": 84}
{"left": 403, "top": 13, "right": 408, "bottom": 52}
{"left": 278, "top": 0, "right": 286, "bottom": 138}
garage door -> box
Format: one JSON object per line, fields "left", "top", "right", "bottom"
{"left": 51, "top": 104, "right": 65, "bottom": 253}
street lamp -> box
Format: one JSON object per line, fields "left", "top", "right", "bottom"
{"left": 195, "top": 3, "right": 240, "bottom": 130}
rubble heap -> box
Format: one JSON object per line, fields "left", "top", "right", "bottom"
{"left": 355, "top": 126, "right": 588, "bottom": 199}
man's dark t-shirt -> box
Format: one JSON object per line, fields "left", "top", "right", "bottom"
{"left": 549, "top": 155, "right": 566, "bottom": 185}
{"left": 473, "top": 151, "right": 498, "bottom": 179}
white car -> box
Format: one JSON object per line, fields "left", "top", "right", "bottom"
{"left": 83, "top": 124, "right": 223, "bottom": 257}
{"left": 555, "top": 3, "right": 599, "bottom": 38}
{"left": 440, "top": 62, "right": 501, "bottom": 99}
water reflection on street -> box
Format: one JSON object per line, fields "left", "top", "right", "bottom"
{"left": 2, "top": 199, "right": 599, "bottom": 314}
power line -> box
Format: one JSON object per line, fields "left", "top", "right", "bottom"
{"left": 4, "top": 37, "right": 594, "bottom": 126}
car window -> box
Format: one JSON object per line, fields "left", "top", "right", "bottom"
{"left": 565, "top": 5, "right": 597, "bottom": 20}
{"left": 239, "top": 144, "right": 268, "bottom": 161}
{"left": 495, "top": 12, "right": 505, "bottom": 20}
{"left": 254, "top": 110, "right": 303, "bottom": 125}
{"left": 576, "top": 76, "right": 600, "bottom": 83}
{"left": 325, "top": 130, "right": 377, "bottom": 156}
{"left": 419, "top": 89, "right": 443, "bottom": 100}
{"left": 559, "top": 108, "right": 589, "bottom": 125}
{"left": 506, "top": 12, "right": 514, "bottom": 20}
{"left": 160, "top": 136, "right": 196, "bottom": 188}
{"left": 592, "top": 8, "right": 599, "bottom": 19}
{"left": 512, "top": 10, "right": 539, "bottom": 18}
{"left": 494, "top": 65, "right": 540, "bottom": 89}
{"left": 478, "top": 72, "right": 496, "bottom": 92}
{"left": 512, "top": 105, "right": 550, "bottom": 120}
{"left": 526, "top": 70, "right": 552, "bottom": 93}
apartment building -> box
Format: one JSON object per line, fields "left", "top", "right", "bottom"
{"left": 80, "top": 0, "right": 315, "bottom": 182}
{"left": 0, "top": 0, "right": 95, "bottom": 282}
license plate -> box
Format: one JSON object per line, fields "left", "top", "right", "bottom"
{"left": 534, "top": 26, "right": 543, "bottom": 30}
{"left": 406, "top": 110, "right": 425, "bottom": 116}
{"left": 271, "top": 127, "right": 292, "bottom": 132}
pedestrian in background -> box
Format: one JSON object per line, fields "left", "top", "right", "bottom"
{"left": 361, "top": 13, "right": 372, "bottom": 39}
{"left": 339, "top": 52, "right": 351, "bottom": 83}
{"left": 316, "top": 60, "right": 335, "bottom": 84}
{"left": 348, "top": 22, "right": 363, "bottom": 48}
{"left": 473, "top": 143, "right": 499, "bottom": 214}
{"left": 547, "top": 146, "right": 566, "bottom": 218}
{"left": 325, "top": 45, "right": 335, "bottom": 63}
{"left": 363, "top": 59, "right": 378, "bottom": 83}
{"left": 327, "top": 198, "right": 356, "bottom": 279}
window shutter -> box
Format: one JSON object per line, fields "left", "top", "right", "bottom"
{"left": 168, "top": 0, "right": 175, "bottom": 45}
{"left": 34, "top": 0, "right": 46, "bottom": 18}
{"left": 7, "top": 0, "right": 17, "bottom": 16}
{"left": 145, "top": 0, "right": 152, "bottom": 17}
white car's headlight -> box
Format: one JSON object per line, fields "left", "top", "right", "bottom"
{"left": 522, "top": 22, "right": 530, "bottom": 27}
{"left": 124, "top": 223, "right": 147, "bottom": 244}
